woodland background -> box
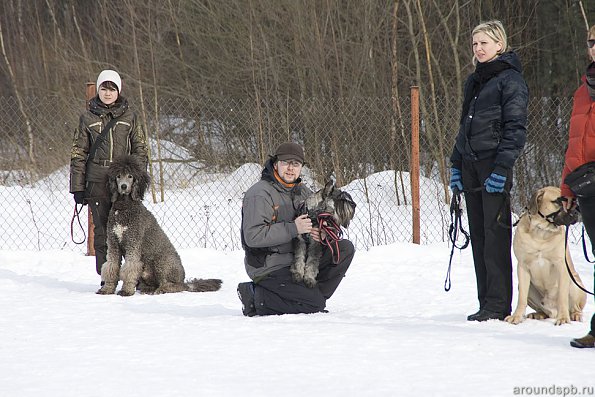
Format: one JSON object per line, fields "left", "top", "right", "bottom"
{"left": 0, "top": 0, "right": 593, "bottom": 249}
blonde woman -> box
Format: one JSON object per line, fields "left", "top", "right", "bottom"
{"left": 449, "top": 21, "right": 528, "bottom": 321}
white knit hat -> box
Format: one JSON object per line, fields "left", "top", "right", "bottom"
{"left": 96, "top": 69, "right": 122, "bottom": 94}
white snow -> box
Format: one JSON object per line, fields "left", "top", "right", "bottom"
{"left": 0, "top": 165, "right": 593, "bottom": 397}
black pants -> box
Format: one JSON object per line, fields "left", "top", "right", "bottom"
{"left": 576, "top": 196, "right": 595, "bottom": 334}
{"left": 86, "top": 182, "right": 111, "bottom": 275}
{"left": 462, "top": 158, "right": 513, "bottom": 315}
{"left": 253, "top": 240, "right": 355, "bottom": 315}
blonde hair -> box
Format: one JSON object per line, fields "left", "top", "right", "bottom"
{"left": 589, "top": 24, "right": 595, "bottom": 40}
{"left": 472, "top": 20, "right": 508, "bottom": 64}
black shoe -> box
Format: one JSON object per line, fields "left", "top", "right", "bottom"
{"left": 237, "top": 282, "right": 256, "bottom": 317}
{"left": 467, "top": 309, "right": 482, "bottom": 321}
{"left": 470, "top": 309, "right": 508, "bottom": 322}
{"left": 570, "top": 334, "right": 595, "bottom": 348}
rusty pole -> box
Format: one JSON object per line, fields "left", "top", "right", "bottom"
{"left": 85, "top": 82, "right": 96, "bottom": 256}
{"left": 410, "top": 86, "right": 420, "bottom": 244}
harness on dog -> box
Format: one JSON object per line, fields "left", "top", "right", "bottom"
{"left": 297, "top": 200, "right": 347, "bottom": 265}
{"left": 536, "top": 197, "right": 579, "bottom": 227}
{"left": 444, "top": 191, "right": 470, "bottom": 292}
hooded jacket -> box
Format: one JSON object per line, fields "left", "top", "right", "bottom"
{"left": 560, "top": 76, "right": 595, "bottom": 197}
{"left": 450, "top": 51, "right": 528, "bottom": 175}
{"left": 69, "top": 95, "right": 147, "bottom": 193}
{"left": 241, "top": 158, "right": 311, "bottom": 280}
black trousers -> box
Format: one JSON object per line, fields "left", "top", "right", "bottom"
{"left": 576, "top": 196, "right": 595, "bottom": 334}
{"left": 86, "top": 182, "right": 111, "bottom": 275}
{"left": 253, "top": 240, "right": 355, "bottom": 315}
{"left": 461, "top": 158, "right": 513, "bottom": 315}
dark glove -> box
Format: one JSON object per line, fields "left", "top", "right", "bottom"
{"left": 484, "top": 172, "right": 506, "bottom": 193}
{"left": 449, "top": 168, "right": 463, "bottom": 193}
{"left": 73, "top": 191, "right": 86, "bottom": 205}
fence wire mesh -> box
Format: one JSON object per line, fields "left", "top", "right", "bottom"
{"left": 0, "top": 94, "right": 577, "bottom": 253}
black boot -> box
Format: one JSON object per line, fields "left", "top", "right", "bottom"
{"left": 467, "top": 309, "right": 482, "bottom": 321}
{"left": 570, "top": 334, "right": 595, "bottom": 348}
{"left": 237, "top": 282, "right": 257, "bottom": 317}
{"left": 470, "top": 309, "right": 507, "bottom": 322}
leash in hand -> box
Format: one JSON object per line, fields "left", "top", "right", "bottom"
{"left": 70, "top": 204, "right": 87, "bottom": 245}
{"left": 445, "top": 190, "right": 470, "bottom": 291}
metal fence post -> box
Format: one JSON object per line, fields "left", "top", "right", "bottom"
{"left": 85, "top": 82, "right": 96, "bottom": 256}
{"left": 410, "top": 86, "right": 420, "bottom": 244}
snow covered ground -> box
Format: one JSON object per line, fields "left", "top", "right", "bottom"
{"left": 0, "top": 155, "right": 593, "bottom": 396}
{"left": 0, "top": 239, "right": 593, "bottom": 397}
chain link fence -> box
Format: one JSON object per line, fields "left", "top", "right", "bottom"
{"left": 0, "top": 94, "right": 574, "bottom": 252}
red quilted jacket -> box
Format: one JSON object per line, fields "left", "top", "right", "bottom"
{"left": 560, "top": 76, "right": 595, "bottom": 197}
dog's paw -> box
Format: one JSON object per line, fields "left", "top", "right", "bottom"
{"left": 527, "top": 312, "right": 548, "bottom": 320}
{"left": 117, "top": 289, "right": 135, "bottom": 297}
{"left": 96, "top": 286, "right": 116, "bottom": 295}
{"left": 291, "top": 272, "right": 304, "bottom": 283}
{"left": 554, "top": 316, "right": 571, "bottom": 326}
{"left": 303, "top": 276, "right": 317, "bottom": 288}
{"left": 570, "top": 312, "right": 583, "bottom": 322}
{"left": 504, "top": 314, "right": 524, "bottom": 325}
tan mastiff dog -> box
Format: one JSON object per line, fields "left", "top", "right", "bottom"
{"left": 506, "top": 186, "right": 586, "bottom": 325}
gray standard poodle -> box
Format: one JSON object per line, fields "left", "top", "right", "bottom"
{"left": 96, "top": 155, "right": 222, "bottom": 296}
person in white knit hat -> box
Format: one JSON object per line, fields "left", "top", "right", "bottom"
{"left": 69, "top": 69, "right": 148, "bottom": 279}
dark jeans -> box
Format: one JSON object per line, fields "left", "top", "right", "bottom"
{"left": 462, "top": 158, "right": 513, "bottom": 315}
{"left": 86, "top": 182, "right": 111, "bottom": 275}
{"left": 576, "top": 196, "right": 595, "bottom": 334}
{"left": 253, "top": 240, "right": 355, "bottom": 315}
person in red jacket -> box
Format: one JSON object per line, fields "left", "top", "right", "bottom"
{"left": 560, "top": 24, "right": 595, "bottom": 349}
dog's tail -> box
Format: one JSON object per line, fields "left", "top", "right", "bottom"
{"left": 185, "top": 278, "right": 222, "bottom": 292}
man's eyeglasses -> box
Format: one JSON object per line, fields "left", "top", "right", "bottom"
{"left": 588, "top": 39, "right": 595, "bottom": 49}
{"left": 279, "top": 160, "right": 303, "bottom": 168}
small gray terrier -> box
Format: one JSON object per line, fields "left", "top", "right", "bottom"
{"left": 291, "top": 180, "right": 356, "bottom": 288}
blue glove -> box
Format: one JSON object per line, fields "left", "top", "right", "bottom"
{"left": 484, "top": 172, "right": 506, "bottom": 193}
{"left": 449, "top": 168, "right": 463, "bottom": 193}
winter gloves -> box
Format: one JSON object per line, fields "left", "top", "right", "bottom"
{"left": 73, "top": 191, "right": 85, "bottom": 205}
{"left": 450, "top": 168, "right": 507, "bottom": 194}
{"left": 449, "top": 168, "right": 463, "bottom": 193}
{"left": 484, "top": 172, "right": 506, "bottom": 193}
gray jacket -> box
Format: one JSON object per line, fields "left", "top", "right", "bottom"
{"left": 241, "top": 158, "right": 311, "bottom": 281}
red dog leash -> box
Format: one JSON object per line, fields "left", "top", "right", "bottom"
{"left": 317, "top": 212, "right": 343, "bottom": 264}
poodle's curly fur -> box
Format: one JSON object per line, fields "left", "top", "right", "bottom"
{"left": 96, "top": 155, "right": 222, "bottom": 296}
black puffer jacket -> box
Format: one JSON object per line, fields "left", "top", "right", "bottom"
{"left": 241, "top": 158, "right": 311, "bottom": 281}
{"left": 450, "top": 51, "right": 528, "bottom": 175}
{"left": 69, "top": 96, "right": 147, "bottom": 193}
